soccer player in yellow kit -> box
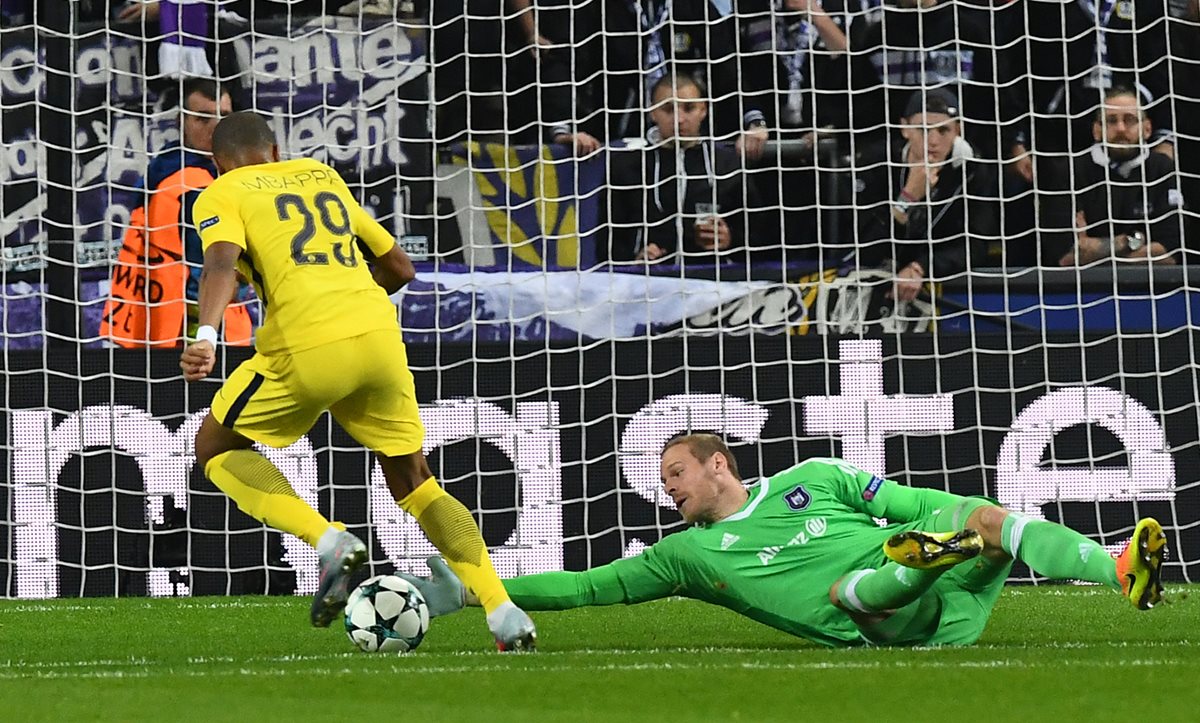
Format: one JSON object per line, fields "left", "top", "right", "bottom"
{"left": 179, "top": 111, "right": 536, "bottom": 651}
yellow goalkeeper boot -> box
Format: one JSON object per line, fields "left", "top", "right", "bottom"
{"left": 884, "top": 529, "right": 984, "bottom": 569}
{"left": 1116, "top": 517, "right": 1168, "bottom": 610}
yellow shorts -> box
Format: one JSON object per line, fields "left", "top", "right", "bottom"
{"left": 210, "top": 329, "right": 424, "bottom": 457}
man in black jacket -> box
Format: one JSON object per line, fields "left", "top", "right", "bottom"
{"left": 1043, "top": 86, "right": 1183, "bottom": 266}
{"left": 587, "top": 0, "right": 769, "bottom": 155}
{"left": 854, "top": 87, "right": 998, "bottom": 301}
{"left": 604, "top": 73, "right": 773, "bottom": 265}
{"left": 1006, "top": 0, "right": 1174, "bottom": 174}
{"left": 849, "top": 0, "right": 1025, "bottom": 161}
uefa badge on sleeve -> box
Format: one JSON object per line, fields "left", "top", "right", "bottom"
{"left": 863, "top": 475, "right": 885, "bottom": 502}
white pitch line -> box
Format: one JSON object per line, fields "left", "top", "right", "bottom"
{"left": 2, "top": 586, "right": 1192, "bottom": 617}
{"left": 1, "top": 639, "right": 1195, "bottom": 673}
{"left": 2, "top": 586, "right": 1192, "bottom": 614}
{"left": 0, "top": 599, "right": 287, "bottom": 614}
{"left": 1003, "top": 586, "right": 1194, "bottom": 597}
{"left": 0, "top": 658, "right": 1192, "bottom": 682}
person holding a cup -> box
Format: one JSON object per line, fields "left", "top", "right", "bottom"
{"left": 605, "top": 72, "right": 773, "bottom": 266}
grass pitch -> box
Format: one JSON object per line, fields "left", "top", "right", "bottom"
{"left": 1, "top": 586, "right": 1197, "bottom": 722}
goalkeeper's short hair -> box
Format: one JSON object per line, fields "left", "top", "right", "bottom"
{"left": 662, "top": 433, "right": 741, "bottom": 479}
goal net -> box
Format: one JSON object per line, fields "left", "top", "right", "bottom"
{"left": 0, "top": 0, "right": 1197, "bottom": 597}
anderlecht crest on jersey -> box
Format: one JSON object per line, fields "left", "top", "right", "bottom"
{"left": 784, "top": 485, "right": 812, "bottom": 511}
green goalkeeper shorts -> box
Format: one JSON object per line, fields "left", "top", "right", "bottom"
{"left": 866, "top": 495, "right": 1014, "bottom": 647}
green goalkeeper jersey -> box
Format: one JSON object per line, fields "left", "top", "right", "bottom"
{"left": 505, "top": 458, "right": 964, "bottom": 647}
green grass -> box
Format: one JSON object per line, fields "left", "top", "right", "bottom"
{"left": 1, "top": 586, "right": 1198, "bottom": 722}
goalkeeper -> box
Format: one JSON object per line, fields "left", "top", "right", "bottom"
{"left": 405, "top": 433, "right": 1168, "bottom": 647}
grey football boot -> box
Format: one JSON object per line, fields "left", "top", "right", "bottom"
{"left": 311, "top": 530, "right": 368, "bottom": 627}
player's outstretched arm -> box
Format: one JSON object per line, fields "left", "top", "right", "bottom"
{"left": 500, "top": 548, "right": 680, "bottom": 611}
{"left": 499, "top": 565, "right": 666, "bottom": 610}
{"left": 181, "top": 241, "right": 241, "bottom": 382}
{"left": 403, "top": 543, "right": 682, "bottom": 616}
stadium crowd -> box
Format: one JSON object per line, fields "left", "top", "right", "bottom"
{"left": 441, "top": 0, "right": 1200, "bottom": 271}
{"left": 13, "top": 0, "right": 1200, "bottom": 276}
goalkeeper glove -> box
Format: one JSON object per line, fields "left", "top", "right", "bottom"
{"left": 397, "top": 556, "right": 467, "bottom": 617}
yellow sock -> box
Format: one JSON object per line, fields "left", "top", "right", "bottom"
{"left": 398, "top": 477, "right": 511, "bottom": 613}
{"left": 205, "top": 450, "right": 334, "bottom": 547}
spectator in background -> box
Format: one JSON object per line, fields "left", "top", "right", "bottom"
{"left": 604, "top": 73, "right": 773, "bottom": 265}
{"left": 109, "top": 0, "right": 250, "bottom": 98}
{"left": 510, "top": 0, "right": 602, "bottom": 155}
{"left": 1167, "top": 0, "right": 1200, "bottom": 253}
{"left": 113, "top": 1, "right": 161, "bottom": 23}
{"left": 111, "top": 1, "right": 216, "bottom": 77}
{"left": 1, "top": 0, "right": 32, "bottom": 25}
{"left": 576, "top": 0, "right": 769, "bottom": 158}
{"left": 854, "top": 87, "right": 998, "bottom": 301}
{"left": 432, "top": 0, "right": 589, "bottom": 148}
{"left": 111, "top": 0, "right": 330, "bottom": 23}
{"left": 1006, "top": 0, "right": 1197, "bottom": 261}
{"left": 849, "top": 0, "right": 1024, "bottom": 161}
{"left": 101, "top": 78, "right": 254, "bottom": 347}
{"left": 737, "top": 0, "right": 852, "bottom": 260}
{"left": 1006, "top": 0, "right": 1175, "bottom": 260}
{"left": 1011, "top": 0, "right": 1173, "bottom": 164}
{"left": 1042, "top": 86, "right": 1183, "bottom": 267}
{"left": 738, "top": 0, "right": 850, "bottom": 137}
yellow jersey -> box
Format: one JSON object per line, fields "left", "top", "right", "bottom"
{"left": 192, "top": 158, "right": 400, "bottom": 355}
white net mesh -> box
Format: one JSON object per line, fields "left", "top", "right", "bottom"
{"left": 0, "top": 0, "right": 1197, "bottom": 597}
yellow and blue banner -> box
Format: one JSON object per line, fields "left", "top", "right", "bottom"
{"left": 453, "top": 142, "right": 603, "bottom": 269}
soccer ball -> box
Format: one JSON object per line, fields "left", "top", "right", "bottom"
{"left": 343, "top": 575, "right": 430, "bottom": 653}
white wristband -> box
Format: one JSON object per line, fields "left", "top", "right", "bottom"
{"left": 195, "top": 325, "right": 219, "bottom": 346}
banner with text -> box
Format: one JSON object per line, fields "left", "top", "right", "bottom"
{"left": 0, "top": 16, "right": 430, "bottom": 271}
{"left": 1, "top": 334, "right": 1197, "bottom": 598}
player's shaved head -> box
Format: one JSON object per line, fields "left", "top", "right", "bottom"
{"left": 211, "top": 111, "right": 278, "bottom": 171}
{"left": 662, "top": 433, "right": 741, "bottom": 480}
